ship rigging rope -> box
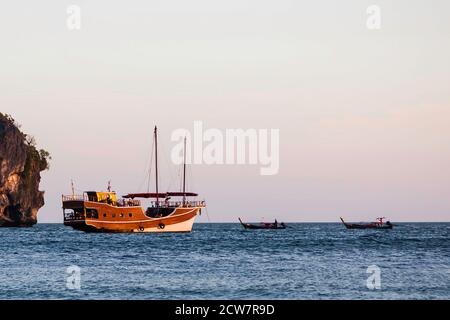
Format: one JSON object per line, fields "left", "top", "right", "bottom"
{"left": 136, "top": 131, "right": 196, "bottom": 195}
{"left": 159, "top": 142, "right": 177, "bottom": 193}
{"left": 147, "top": 139, "right": 154, "bottom": 193}
{"left": 204, "top": 206, "right": 211, "bottom": 223}
{"left": 136, "top": 135, "right": 154, "bottom": 193}
{"left": 138, "top": 133, "right": 179, "bottom": 194}
{"left": 187, "top": 164, "right": 195, "bottom": 195}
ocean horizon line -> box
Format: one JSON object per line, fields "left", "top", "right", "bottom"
{"left": 34, "top": 221, "right": 450, "bottom": 225}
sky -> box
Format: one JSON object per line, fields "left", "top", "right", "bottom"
{"left": 1, "top": 0, "right": 450, "bottom": 222}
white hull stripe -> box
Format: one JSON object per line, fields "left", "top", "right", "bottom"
{"left": 133, "top": 215, "right": 197, "bottom": 233}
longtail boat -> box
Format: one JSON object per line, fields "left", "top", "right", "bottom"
{"left": 239, "top": 218, "right": 287, "bottom": 230}
{"left": 62, "top": 127, "right": 205, "bottom": 233}
{"left": 340, "top": 217, "right": 393, "bottom": 230}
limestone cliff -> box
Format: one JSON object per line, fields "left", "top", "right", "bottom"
{"left": 0, "top": 113, "right": 50, "bottom": 226}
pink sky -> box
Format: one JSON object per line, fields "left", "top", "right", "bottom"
{"left": 1, "top": 0, "right": 450, "bottom": 222}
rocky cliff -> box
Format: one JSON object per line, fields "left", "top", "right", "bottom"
{"left": 0, "top": 113, "right": 50, "bottom": 226}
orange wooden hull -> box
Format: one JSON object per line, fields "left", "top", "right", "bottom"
{"left": 63, "top": 200, "right": 202, "bottom": 233}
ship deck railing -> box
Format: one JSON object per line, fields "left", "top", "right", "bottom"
{"left": 62, "top": 194, "right": 88, "bottom": 202}
{"left": 62, "top": 196, "right": 205, "bottom": 208}
{"left": 149, "top": 200, "right": 206, "bottom": 208}
{"left": 116, "top": 199, "right": 141, "bottom": 207}
{"left": 62, "top": 195, "right": 142, "bottom": 207}
{"left": 64, "top": 212, "right": 85, "bottom": 221}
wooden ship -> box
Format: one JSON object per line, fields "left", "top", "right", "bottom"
{"left": 62, "top": 127, "right": 205, "bottom": 233}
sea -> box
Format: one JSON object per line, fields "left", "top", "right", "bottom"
{"left": 0, "top": 223, "right": 449, "bottom": 300}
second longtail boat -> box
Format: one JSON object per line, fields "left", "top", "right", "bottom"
{"left": 340, "top": 217, "right": 394, "bottom": 230}
{"left": 238, "top": 218, "right": 287, "bottom": 230}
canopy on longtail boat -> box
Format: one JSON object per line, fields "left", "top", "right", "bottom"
{"left": 123, "top": 192, "right": 198, "bottom": 199}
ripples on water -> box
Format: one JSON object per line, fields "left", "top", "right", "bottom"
{"left": 0, "top": 223, "right": 449, "bottom": 300}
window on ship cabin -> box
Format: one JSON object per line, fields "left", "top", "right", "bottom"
{"left": 129, "top": 213, "right": 133, "bottom": 218}
{"left": 85, "top": 209, "right": 99, "bottom": 219}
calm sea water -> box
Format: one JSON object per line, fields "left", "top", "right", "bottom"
{"left": 0, "top": 223, "right": 449, "bottom": 300}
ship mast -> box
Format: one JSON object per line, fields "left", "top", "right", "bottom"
{"left": 154, "top": 126, "right": 159, "bottom": 207}
{"left": 183, "top": 136, "right": 187, "bottom": 206}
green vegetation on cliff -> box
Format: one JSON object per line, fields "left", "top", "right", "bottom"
{"left": 0, "top": 112, "right": 50, "bottom": 226}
